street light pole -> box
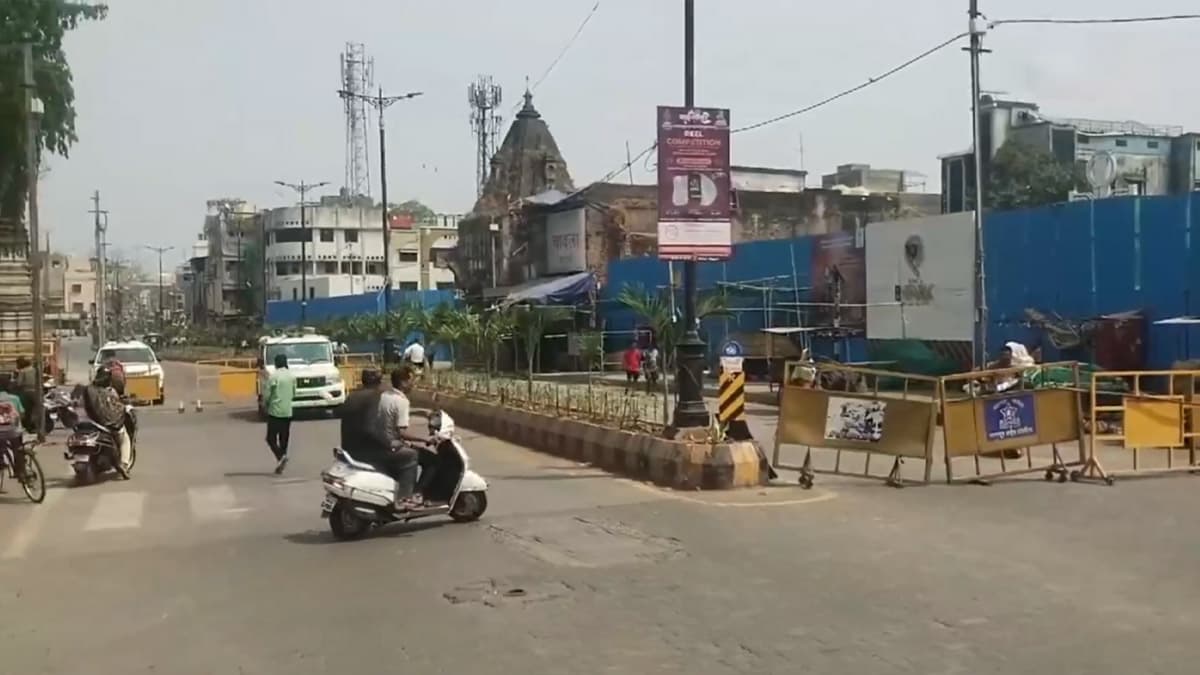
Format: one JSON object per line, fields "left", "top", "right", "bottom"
{"left": 275, "top": 180, "right": 329, "bottom": 324}
{"left": 967, "top": 0, "right": 989, "bottom": 368}
{"left": 672, "top": 0, "right": 710, "bottom": 430}
{"left": 337, "top": 86, "right": 422, "bottom": 316}
{"left": 144, "top": 245, "right": 174, "bottom": 337}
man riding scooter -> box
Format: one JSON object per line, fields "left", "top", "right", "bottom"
{"left": 374, "top": 366, "right": 439, "bottom": 507}
{"left": 81, "top": 365, "right": 133, "bottom": 476}
{"left": 338, "top": 369, "right": 422, "bottom": 508}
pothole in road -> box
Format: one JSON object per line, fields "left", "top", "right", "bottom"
{"left": 489, "top": 516, "right": 686, "bottom": 568}
{"left": 442, "top": 578, "right": 574, "bottom": 608}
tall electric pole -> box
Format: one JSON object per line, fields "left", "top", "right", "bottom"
{"left": 274, "top": 180, "right": 329, "bottom": 324}
{"left": 336, "top": 86, "right": 422, "bottom": 316}
{"left": 672, "top": 0, "right": 710, "bottom": 430}
{"left": 967, "top": 0, "right": 988, "bottom": 367}
{"left": 89, "top": 191, "right": 108, "bottom": 345}
{"left": 23, "top": 43, "right": 46, "bottom": 440}
{"left": 144, "top": 245, "right": 174, "bottom": 337}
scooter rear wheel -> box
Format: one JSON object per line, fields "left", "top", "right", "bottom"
{"left": 329, "top": 502, "right": 370, "bottom": 541}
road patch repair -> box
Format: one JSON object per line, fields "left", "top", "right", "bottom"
{"left": 409, "top": 387, "right": 768, "bottom": 490}
{"left": 488, "top": 516, "right": 685, "bottom": 568}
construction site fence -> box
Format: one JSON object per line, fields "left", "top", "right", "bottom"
{"left": 1075, "top": 369, "right": 1200, "bottom": 484}
{"left": 772, "top": 360, "right": 1092, "bottom": 488}
{"left": 423, "top": 370, "right": 667, "bottom": 433}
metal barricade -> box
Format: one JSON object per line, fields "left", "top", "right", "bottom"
{"left": 938, "top": 362, "right": 1087, "bottom": 485}
{"left": 772, "top": 361, "right": 939, "bottom": 488}
{"left": 1076, "top": 369, "right": 1200, "bottom": 484}
{"left": 125, "top": 375, "right": 160, "bottom": 406}
{"left": 194, "top": 359, "right": 258, "bottom": 405}
{"left": 335, "top": 353, "right": 378, "bottom": 366}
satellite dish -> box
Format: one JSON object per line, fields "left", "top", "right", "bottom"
{"left": 1086, "top": 151, "right": 1117, "bottom": 198}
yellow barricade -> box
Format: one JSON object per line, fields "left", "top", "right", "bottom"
{"left": 195, "top": 359, "right": 259, "bottom": 405}
{"left": 338, "top": 366, "right": 364, "bottom": 393}
{"left": 772, "top": 361, "right": 939, "bottom": 488}
{"left": 335, "top": 352, "right": 378, "bottom": 366}
{"left": 938, "top": 361, "right": 1087, "bottom": 485}
{"left": 1076, "top": 369, "right": 1200, "bottom": 484}
{"left": 125, "top": 375, "right": 161, "bottom": 405}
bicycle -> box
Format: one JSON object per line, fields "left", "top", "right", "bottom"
{"left": 0, "top": 439, "right": 47, "bottom": 504}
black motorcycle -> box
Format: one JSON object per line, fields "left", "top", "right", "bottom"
{"left": 65, "top": 405, "right": 137, "bottom": 485}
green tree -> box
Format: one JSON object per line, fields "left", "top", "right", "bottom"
{"left": 1, "top": 2, "right": 107, "bottom": 251}
{"left": 987, "top": 140, "right": 1085, "bottom": 210}
{"left": 391, "top": 199, "right": 435, "bottom": 223}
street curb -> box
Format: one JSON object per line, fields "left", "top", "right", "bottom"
{"left": 410, "top": 388, "right": 768, "bottom": 490}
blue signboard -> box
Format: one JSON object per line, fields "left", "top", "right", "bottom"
{"left": 984, "top": 393, "right": 1037, "bottom": 442}
{"left": 721, "top": 340, "right": 743, "bottom": 357}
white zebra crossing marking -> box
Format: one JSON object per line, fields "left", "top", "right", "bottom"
{"left": 187, "top": 484, "right": 250, "bottom": 521}
{"left": 83, "top": 491, "right": 145, "bottom": 531}
{"left": 2, "top": 488, "right": 65, "bottom": 560}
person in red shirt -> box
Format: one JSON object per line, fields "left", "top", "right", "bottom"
{"left": 103, "top": 357, "right": 127, "bottom": 397}
{"left": 622, "top": 341, "right": 642, "bottom": 391}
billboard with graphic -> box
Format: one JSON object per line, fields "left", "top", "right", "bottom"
{"left": 810, "top": 231, "right": 866, "bottom": 328}
{"left": 865, "top": 212, "right": 976, "bottom": 341}
{"left": 656, "top": 105, "right": 732, "bottom": 261}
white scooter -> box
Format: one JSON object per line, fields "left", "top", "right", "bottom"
{"left": 319, "top": 411, "right": 488, "bottom": 541}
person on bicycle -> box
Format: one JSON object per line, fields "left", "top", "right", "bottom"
{"left": 0, "top": 374, "right": 27, "bottom": 482}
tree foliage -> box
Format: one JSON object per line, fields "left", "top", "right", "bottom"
{"left": 392, "top": 199, "right": 435, "bottom": 222}
{"left": 987, "top": 140, "right": 1085, "bottom": 210}
{"left": 616, "top": 284, "right": 731, "bottom": 370}
{"left": 0, "top": 1, "right": 107, "bottom": 247}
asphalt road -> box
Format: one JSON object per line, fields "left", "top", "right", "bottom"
{"left": 3, "top": 356, "right": 1200, "bottom": 673}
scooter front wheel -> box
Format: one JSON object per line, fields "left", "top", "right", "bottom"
{"left": 449, "top": 491, "right": 488, "bottom": 522}
{"left": 329, "top": 502, "right": 370, "bottom": 541}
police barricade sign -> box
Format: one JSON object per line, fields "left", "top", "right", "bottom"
{"left": 938, "top": 361, "right": 1086, "bottom": 485}
{"left": 1073, "top": 369, "right": 1200, "bottom": 485}
{"left": 772, "top": 361, "right": 938, "bottom": 488}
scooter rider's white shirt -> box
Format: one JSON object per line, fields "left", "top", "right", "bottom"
{"left": 402, "top": 342, "right": 425, "bottom": 364}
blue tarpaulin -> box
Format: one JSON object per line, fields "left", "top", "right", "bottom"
{"left": 498, "top": 271, "right": 595, "bottom": 307}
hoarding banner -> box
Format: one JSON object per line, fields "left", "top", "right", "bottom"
{"left": 810, "top": 231, "right": 866, "bottom": 328}
{"left": 656, "top": 105, "right": 732, "bottom": 261}
{"left": 865, "top": 212, "right": 976, "bottom": 341}
{"left": 545, "top": 208, "right": 587, "bottom": 274}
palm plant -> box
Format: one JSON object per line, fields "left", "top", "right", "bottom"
{"left": 617, "top": 284, "right": 731, "bottom": 422}
{"left": 510, "top": 304, "right": 574, "bottom": 395}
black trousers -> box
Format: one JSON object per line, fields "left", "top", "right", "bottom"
{"left": 265, "top": 416, "right": 292, "bottom": 460}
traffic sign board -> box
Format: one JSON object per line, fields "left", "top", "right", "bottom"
{"left": 721, "top": 340, "right": 743, "bottom": 357}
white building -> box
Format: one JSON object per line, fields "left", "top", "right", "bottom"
{"left": 264, "top": 199, "right": 459, "bottom": 301}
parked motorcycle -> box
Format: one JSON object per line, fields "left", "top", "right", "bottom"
{"left": 43, "top": 387, "right": 78, "bottom": 432}
{"left": 65, "top": 403, "right": 138, "bottom": 485}
{"left": 319, "top": 411, "right": 488, "bottom": 541}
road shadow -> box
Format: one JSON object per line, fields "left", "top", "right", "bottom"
{"left": 223, "top": 470, "right": 280, "bottom": 479}
{"left": 284, "top": 519, "right": 447, "bottom": 545}
{"left": 227, "top": 408, "right": 337, "bottom": 424}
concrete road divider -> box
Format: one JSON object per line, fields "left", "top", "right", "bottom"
{"left": 410, "top": 388, "right": 766, "bottom": 490}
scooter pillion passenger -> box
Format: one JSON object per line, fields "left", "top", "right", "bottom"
{"left": 320, "top": 376, "right": 488, "bottom": 541}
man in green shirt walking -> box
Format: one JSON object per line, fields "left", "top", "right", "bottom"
{"left": 264, "top": 353, "right": 297, "bottom": 474}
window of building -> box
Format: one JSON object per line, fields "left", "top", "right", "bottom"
{"left": 276, "top": 263, "right": 288, "bottom": 276}
{"left": 309, "top": 286, "right": 316, "bottom": 299}
{"left": 319, "top": 229, "right": 334, "bottom": 242}
{"left": 274, "top": 228, "right": 309, "bottom": 244}
{"left": 398, "top": 250, "right": 418, "bottom": 263}
{"left": 436, "top": 282, "right": 456, "bottom": 291}
{"left": 72, "top": 302, "right": 84, "bottom": 313}
{"left": 1148, "top": 140, "right": 1160, "bottom": 149}
{"left": 340, "top": 262, "right": 352, "bottom": 274}
{"left": 345, "top": 230, "right": 359, "bottom": 243}
{"left": 1077, "top": 135, "right": 1090, "bottom": 144}
{"left": 1115, "top": 139, "right": 1128, "bottom": 148}
{"left": 291, "top": 288, "right": 298, "bottom": 300}
{"left": 70, "top": 283, "right": 82, "bottom": 293}
{"left": 320, "top": 261, "right": 338, "bottom": 274}
{"left": 398, "top": 282, "right": 419, "bottom": 291}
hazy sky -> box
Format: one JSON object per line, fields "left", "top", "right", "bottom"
{"left": 40, "top": 0, "right": 1200, "bottom": 269}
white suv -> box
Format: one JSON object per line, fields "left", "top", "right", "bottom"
{"left": 256, "top": 333, "right": 346, "bottom": 416}
{"left": 92, "top": 340, "right": 165, "bottom": 404}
